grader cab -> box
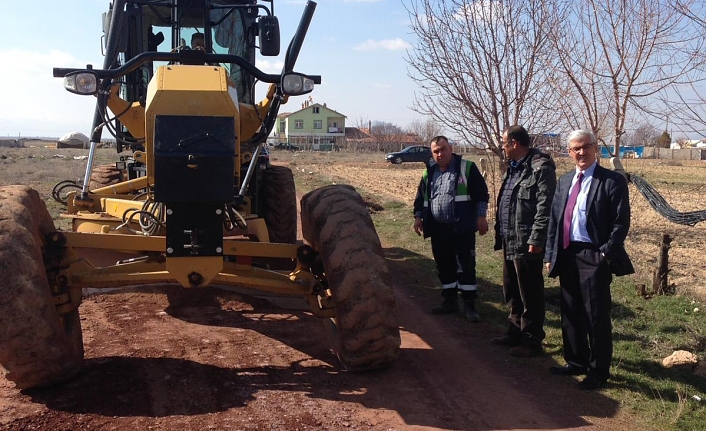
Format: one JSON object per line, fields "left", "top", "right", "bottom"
{"left": 0, "top": 0, "right": 399, "bottom": 390}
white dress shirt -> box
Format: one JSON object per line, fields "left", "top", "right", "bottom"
{"left": 569, "top": 162, "right": 597, "bottom": 243}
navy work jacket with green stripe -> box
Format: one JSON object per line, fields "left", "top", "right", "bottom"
{"left": 413, "top": 153, "right": 489, "bottom": 239}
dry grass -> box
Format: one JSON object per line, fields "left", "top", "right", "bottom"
{"left": 0, "top": 144, "right": 119, "bottom": 196}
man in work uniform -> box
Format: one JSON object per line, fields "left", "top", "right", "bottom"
{"left": 493, "top": 125, "right": 556, "bottom": 357}
{"left": 413, "top": 135, "right": 490, "bottom": 321}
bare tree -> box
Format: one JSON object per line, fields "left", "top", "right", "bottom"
{"left": 370, "top": 121, "right": 405, "bottom": 152}
{"left": 346, "top": 117, "right": 373, "bottom": 152}
{"left": 407, "top": 119, "right": 444, "bottom": 146}
{"left": 676, "top": 135, "right": 689, "bottom": 147}
{"left": 661, "top": 1, "right": 706, "bottom": 136}
{"left": 404, "top": 0, "right": 564, "bottom": 158}
{"left": 549, "top": 0, "right": 706, "bottom": 155}
{"left": 625, "top": 123, "right": 660, "bottom": 147}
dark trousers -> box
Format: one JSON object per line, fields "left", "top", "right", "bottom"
{"left": 502, "top": 251, "right": 545, "bottom": 344}
{"left": 558, "top": 242, "right": 613, "bottom": 379}
{"left": 430, "top": 223, "right": 477, "bottom": 300}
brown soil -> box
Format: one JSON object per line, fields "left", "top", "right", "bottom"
{"left": 0, "top": 155, "right": 661, "bottom": 430}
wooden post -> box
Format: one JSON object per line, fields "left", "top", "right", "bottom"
{"left": 652, "top": 233, "right": 672, "bottom": 295}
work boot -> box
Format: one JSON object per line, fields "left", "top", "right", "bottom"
{"left": 463, "top": 300, "right": 480, "bottom": 322}
{"left": 431, "top": 297, "right": 458, "bottom": 314}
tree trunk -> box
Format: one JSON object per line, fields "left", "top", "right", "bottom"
{"left": 652, "top": 233, "right": 672, "bottom": 295}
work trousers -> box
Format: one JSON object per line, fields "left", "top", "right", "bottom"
{"left": 502, "top": 248, "right": 545, "bottom": 344}
{"left": 558, "top": 242, "right": 613, "bottom": 379}
{"left": 430, "top": 222, "right": 477, "bottom": 300}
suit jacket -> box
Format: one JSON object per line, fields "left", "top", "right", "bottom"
{"left": 545, "top": 163, "right": 634, "bottom": 277}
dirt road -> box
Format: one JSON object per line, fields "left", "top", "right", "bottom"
{"left": 1, "top": 267, "right": 631, "bottom": 430}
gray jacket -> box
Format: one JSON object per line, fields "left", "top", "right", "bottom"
{"left": 494, "top": 148, "right": 556, "bottom": 259}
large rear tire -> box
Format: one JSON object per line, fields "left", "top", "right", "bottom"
{"left": 300, "top": 185, "right": 400, "bottom": 371}
{"left": 89, "top": 164, "right": 124, "bottom": 190}
{"left": 0, "top": 186, "right": 84, "bottom": 389}
{"left": 261, "top": 165, "right": 297, "bottom": 244}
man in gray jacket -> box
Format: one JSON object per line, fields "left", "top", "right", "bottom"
{"left": 493, "top": 125, "right": 556, "bottom": 357}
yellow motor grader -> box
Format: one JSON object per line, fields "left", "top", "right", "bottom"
{"left": 0, "top": 0, "right": 399, "bottom": 390}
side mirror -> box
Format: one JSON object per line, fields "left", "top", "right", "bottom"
{"left": 281, "top": 72, "right": 315, "bottom": 96}
{"left": 258, "top": 16, "right": 280, "bottom": 56}
{"left": 64, "top": 71, "right": 99, "bottom": 95}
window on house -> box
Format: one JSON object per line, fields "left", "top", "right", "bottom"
{"left": 295, "top": 120, "right": 303, "bottom": 129}
{"left": 313, "top": 120, "right": 322, "bottom": 129}
{"left": 279, "top": 120, "right": 285, "bottom": 130}
{"left": 313, "top": 107, "right": 320, "bottom": 114}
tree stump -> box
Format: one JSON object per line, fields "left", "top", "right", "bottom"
{"left": 652, "top": 233, "right": 672, "bottom": 295}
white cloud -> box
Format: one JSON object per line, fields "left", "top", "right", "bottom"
{"left": 0, "top": 49, "right": 97, "bottom": 136}
{"left": 352, "top": 38, "right": 411, "bottom": 51}
{"left": 373, "top": 82, "right": 392, "bottom": 90}
{"left": 256, "top": 59, "right": 285, "bottom": 74}
{"left": 455, "top": 0, "right": 502, "bottom": 22}
{"left": 343, "top": 0, "right": 384, "bottom": 3}
{"left": 0, "top": 49, "right": 78, "bottom": 74}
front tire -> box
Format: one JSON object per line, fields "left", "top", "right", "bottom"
{"left": 0, "top": 186, "right": 84, "bottom": 389}
{"left": 261, "top": 165, "right": 297, "bottom": 244}
{"left": 394, "top": 156, "right": 403, "bottom": 164}
{"left": 300, "top": 185, "right": 400, "bottom": 371}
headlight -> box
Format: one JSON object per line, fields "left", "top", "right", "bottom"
{"left": 281, "top": 72, "right": 315, "bottom": 96}
{"left": 64, "top": 71, "right": 98, "bottom": 95}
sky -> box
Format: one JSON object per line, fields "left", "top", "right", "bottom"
{"left": 0, "top": 0, "right": 423, "bottom": 138}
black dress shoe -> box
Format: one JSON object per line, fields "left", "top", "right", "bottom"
{"left": 491, "top": 334, "right": 522, "bottom": 347}
{"left": 549, "top": 364, "right": 587, "bottom": 376}
{"left": 509, "top": 345, "right": 542, "bottom": 358}
{"left": 577, "top": 374, "right": 607, "bottom": 390}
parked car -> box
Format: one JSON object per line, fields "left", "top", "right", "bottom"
{"left": 274, "top": 142, "right": 299, "bottom": 151}
{"left": 385, "top": 146, "right": 433, "bottom": 165}
{"left": 258, "top": 145, "right": 271, "bottom": 169}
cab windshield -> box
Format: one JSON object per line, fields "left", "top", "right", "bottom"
{"left": 124, "top": 1, "right": 258, "bottom": 104}
{"left": 177, "top": 7, "right": 252, "bottom": 102}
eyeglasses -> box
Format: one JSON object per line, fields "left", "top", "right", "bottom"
{"left": 569, "top": 143, "right": 594, "bottom": 153}
{"left": 500, "top": 139, "right": 513, "bottom": 147}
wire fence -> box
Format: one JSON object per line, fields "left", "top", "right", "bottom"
{"left": 629, "top": 174, "right": 706, "bottom": 226}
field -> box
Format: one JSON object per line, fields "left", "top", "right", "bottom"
{"left": 0, "top": 144, "right": 705, "bottom": 430}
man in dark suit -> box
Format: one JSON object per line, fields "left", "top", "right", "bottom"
{"left": 544, "top": 129, "right": 634, "bottom": 390}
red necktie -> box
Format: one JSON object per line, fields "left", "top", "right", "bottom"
{"left": 562, "top": 172, "right": 584, "bottom": 249}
